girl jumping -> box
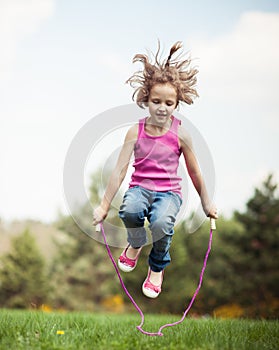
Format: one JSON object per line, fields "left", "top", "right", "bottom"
{"left": 93, "top": 41, "right": 218, "bottom": 298}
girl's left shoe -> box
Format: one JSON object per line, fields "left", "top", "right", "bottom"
{"left": 142, "top": 268, "right": 164, "bottom": 298}
{"left": 118, "top": 245, "right": 142, "bottom": 272}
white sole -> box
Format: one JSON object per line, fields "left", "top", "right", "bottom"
{"left": 117, "top": 259, "right": 135, "bottom": 272}
{"left": 142, "top": 285, "right": 160, "bottom": 298}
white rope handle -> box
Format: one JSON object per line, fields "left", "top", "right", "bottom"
{"left": 210, "top": 218, "right": 216, "bottom": 230}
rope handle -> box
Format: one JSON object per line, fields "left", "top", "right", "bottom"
{"left": 94, "top": 218, "right": 216, "bottom": 336}
{"left": 210, "top": 218, "right": 216, "bottom": 230}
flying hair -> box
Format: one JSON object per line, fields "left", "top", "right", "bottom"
{"left": 126, "top": 41, "right": 199, "bottom": 108}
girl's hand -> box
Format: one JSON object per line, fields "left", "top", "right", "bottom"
{"left": 203, "top": 202, "right": 218, "bottom": 220}
{"left": 92, "top": 206, "right": 108, "bottom": 226}
{"left": 207, "top": 207, "right": 218, "bottom": 220}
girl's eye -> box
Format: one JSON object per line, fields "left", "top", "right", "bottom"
{"left": 151, "top": 100, "right": 175, "bottom": 106}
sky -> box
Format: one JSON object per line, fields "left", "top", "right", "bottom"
{"left": 0, "top": 0, "right": 279, "bottom": 223}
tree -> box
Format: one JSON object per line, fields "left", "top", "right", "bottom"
{"left": 233, "top": 174, "right": 279, "bottom": 318}
{"left": 0, "top": 229, "right": 49, "bottom": 309}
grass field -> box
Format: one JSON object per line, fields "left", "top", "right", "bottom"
{"left": 0, "top": 310, "right": 277, "bottom": 350}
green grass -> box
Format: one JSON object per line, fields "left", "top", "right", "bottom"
{"left": 0, "top": 310, "right": 277, "bottom": 350}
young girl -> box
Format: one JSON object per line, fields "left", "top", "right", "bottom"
{"left": 92, "top": 41, "right": 218, "bottom": 298}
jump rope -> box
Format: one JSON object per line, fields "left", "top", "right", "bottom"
{"left": 96, "top": 218, "right": 216, "bottom": 336}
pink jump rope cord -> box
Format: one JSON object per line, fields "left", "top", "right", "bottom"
{"left": 98, "top": 218, "right": 215, "bottom": 336}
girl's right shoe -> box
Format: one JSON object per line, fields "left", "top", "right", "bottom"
{"left": 118, "top": 245, "right": 142, "bottom": 272}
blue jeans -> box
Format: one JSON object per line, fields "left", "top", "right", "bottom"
{"left": 119, "top": 186, "right": 182, "bottom": 272}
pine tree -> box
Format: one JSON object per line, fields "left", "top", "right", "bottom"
{"left": 233, "top": 174, "right": 279, "bottom": 317}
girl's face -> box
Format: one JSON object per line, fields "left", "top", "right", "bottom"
{"left": 148, "top": 83, "right": 178, "bottom": 126}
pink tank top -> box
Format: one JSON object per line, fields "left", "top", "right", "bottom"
{"left": 129, "top": 116, "right": 182, "bottom": 196}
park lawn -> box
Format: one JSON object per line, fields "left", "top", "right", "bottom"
{"left": 0, "top": 310, "right": 277, "bottom": 350}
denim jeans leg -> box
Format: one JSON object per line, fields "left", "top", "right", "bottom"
{"left": 148, "top": 192, "right": 182, "bottom": 272}
{"left": 119, "top": 187, "right": 150, "bottom": 248}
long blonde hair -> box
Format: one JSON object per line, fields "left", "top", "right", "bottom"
{"left": 126, "top": 41, "right": 199, "bottom": 108}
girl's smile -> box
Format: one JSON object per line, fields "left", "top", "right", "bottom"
{"left": 148, "top": 83, "right": 177, "bottom": 127}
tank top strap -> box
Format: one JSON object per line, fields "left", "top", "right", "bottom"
{"left": 137, "top": 118, "right": 146, "bottom": 139}
{"left": 170, "top": 116, "right": 181, "bottom": 135}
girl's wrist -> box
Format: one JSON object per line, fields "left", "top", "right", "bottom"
{"left": 201, "top": 199, "right": 212, "bottom": 215}
{"left": 100, "top": 201, "right": 110, "bottom": 213}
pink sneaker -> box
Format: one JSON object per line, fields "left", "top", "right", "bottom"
{"left": 142, "top": 268, "right": 164, "bottom": 298}
{"left": 117, "top": 245, "right": 142, "bottom": 272}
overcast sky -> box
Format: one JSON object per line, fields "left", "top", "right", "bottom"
{"left": 0, "top": 0, "right": 278, "bottom": 223}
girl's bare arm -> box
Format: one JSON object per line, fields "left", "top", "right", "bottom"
{"left": 92, "top": 125, "right": 138, "bottom": 225}
{"left": 179, "top": 126, "right": 218, "bottom": 219}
